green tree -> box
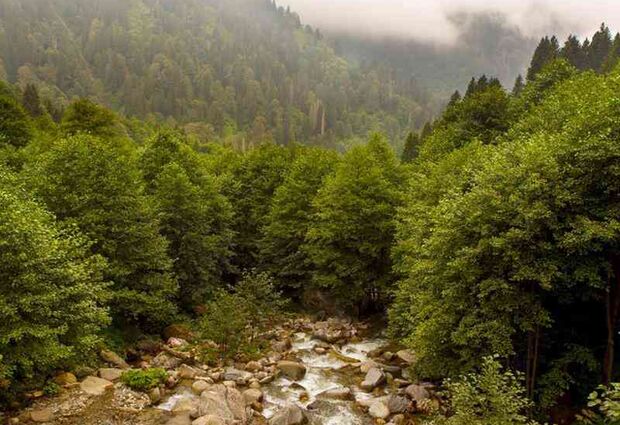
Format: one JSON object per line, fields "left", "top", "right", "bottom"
{"left": 0, "top": 168, "right": 109, "bottom": 398}
{"left": 527, "top": 36, "right": 559, "bottom": 81}
{"left": 0, "top": 95, "right": 32, "bottom": 148}
{"left": 306, "top": 135, "right": 404, "bottom": 313}
{"left": 401, "top": 131, "right": 421, "bottom": 163}
{"left": 260, "top": 147, "right": 339, "bottom": 293}
{"left": 560, "top": 35, "right": 588, "bottom": 70}
{"left": 24, "top": 135, "right": 177, "bottom": 328}
{"left": 61, "top": 99, "right": 126, "bottom": 139}
{"left": 512, "top": 75, "right": 525, "bottom": 95}
{"left": 587, "top": 24, "right": 613, "bottom": 72}
{"left": 21, "top": 83, "right": 44, "bottom": 117}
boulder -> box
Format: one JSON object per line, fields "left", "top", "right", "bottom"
{"left": 80, "top": 376, "right": 114, "bottom": 395}
{"left": 149, "top": 387, "right": 162, "bottom": 403}
{"left": 269, "top": 403, "right": 305, "bottom": 425}
{"left": 359, "top": 360, "right": 378, "bottom": 374}
{"left": 198, "top": 384, "right": 246, "bottom": 422}
{"left": 405, "top": 384, "right": 430, "bottom": 404}
{"left": 242, "top": 388, "right": 263, "bottom": 405}
{"left": 360, "top": 368, "right": 385, "bottom": 391}
{"left": 272, "top": 339, "right": 292, "bottom": 353}
{"left": 192, "top": 380, "right": 210, "bottom": 395}
{"left": 172, "top": 398, "right": 199, "bottom": 417}
{"left": 223, "top": 368, "right": 252, "bottom": 383}
{"left": 153, "top": 352, "right": 182, "bottom": 370}
{"left": 166, "top": 412, "right": 192, "bottom": 425}
{"left": 312, "top": 328, "right": 343, "bottom": 344}
{"left": 368, "top": 401, "right": 390, "bottom": 419}
{"left": 316, "top": 387, "right": 352, "bottom": 400}
{"left": 178, "top": 364, "right": 201, "bottom": 380}
{"left": 192, "top": 416, "right": 226, "bottom": 425}
{"left": 276, "top": 361, "right": 306, "bottom": 381}
{"left": 54, "top": 372, "right": 77, "bottom": 386}
{"left": 100, "top": 349, "right": 129, "bottom": 369}
{"left": 386, "top": 395, "right": 409, "bottom": 414}
{"left": 98, "top": 368, "right": 123, "bottom": 382}
{"left": 395, "top": 350, "right": 416, "bottom": 365}
{"left": 30, "top": 408, "right": 54, "bottom": 423}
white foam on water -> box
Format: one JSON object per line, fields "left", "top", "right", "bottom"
{"left": 156, "top": 389, "right": 196, "bottom": 411}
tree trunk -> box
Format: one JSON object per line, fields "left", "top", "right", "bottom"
{"left": 603, "top": 255, "right": 620, "bottom": 384}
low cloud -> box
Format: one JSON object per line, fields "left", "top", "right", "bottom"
{"left": 280, "top": 0, "right": 620, "bottom": 44}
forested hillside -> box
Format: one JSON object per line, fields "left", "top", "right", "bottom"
{"left": 0, "top": 0, "right": 435, "bottom": 150}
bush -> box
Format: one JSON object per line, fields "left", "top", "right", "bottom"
{"left": 427, "top": 357, "right": 539, "bottom": 425}
{"left": 199, "top": 290, "right": 249, "bottom": 360}
{"left": 577, "top": 384, "right": 620, "bottom": 424}
{"left": 120, "top": 368, "right": 167, "bottom": 391}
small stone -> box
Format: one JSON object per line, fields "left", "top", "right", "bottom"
{"left": 178, "top": 364, "right": 200, "bottom": 379}
{"left": 99, "top": 368, "right": 123, "bottom": 382}
{"left": 269, "top": 403, "right": 305, "bottom": 425}
{"left": 276, "top": 361, "right": 306, "bottom": 381}
{"left": 405, "top": 384, "right": 430, "bottom": 404}
{"left": 192, "top": 380, "right": 210, "bottom": 395}
{"left": 149, "top": 387, "right": 162, "bottom": 403}
{"left": 314, "top": 347, "right": 326, "bottom": 355}
{"left": 382, "top": 352, "right": 394, "bottom": 362}
{"left": 359, "top": 360, "right": 378, "bottom": 374}
{"left": 168, "top": 337, "right": 188, "bottom": 348}
{"left": 153, "top": 352, "right": 182, "bottom": 370}
{"left": 391, "top": 414, "right": 405, "bottom": 425}
{"left": 395, "top": 350, "right": 416, "bottom": 365}
{"left": 317, "top": 387, "right": 353, "bottom": 400}
{"left": 80, "top": 376, "right": 114, "bottom": 395}
{"left": 245, "top": 361, "right": 262, "bottom": 372}
{"left": 30, "top": 408, "right": 53, "bottom": 423}
{"left": 54, "top": 372, "right": 77, "bottom": 386}
{"left": 99, "top": 349, "right": 129, "bottom": 369}
{"left": 369, "top": 401, "right": 390, "bottom": 419}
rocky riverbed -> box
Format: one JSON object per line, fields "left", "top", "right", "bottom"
{"left": 7, "top": 317, "right": 437, "bottom": 425}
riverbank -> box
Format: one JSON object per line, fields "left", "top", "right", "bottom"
{"left": 5, "top": 316, "right": 436, "bottom": 425}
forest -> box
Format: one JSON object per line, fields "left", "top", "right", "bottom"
{"left": 1, "top": 0, "right": 620, "bottom": 423}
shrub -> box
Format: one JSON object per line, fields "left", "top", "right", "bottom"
{"left": 121, "top": 368, "right": 167, "bottom": 391}
{"left": 199, "top": 290, "right": 249, "bottom": 360}
{"left": 577, "top": 384, "right": 620, "bottom": 424}
{"left": 427, "top": 357, "right": 539, "bottom": 425}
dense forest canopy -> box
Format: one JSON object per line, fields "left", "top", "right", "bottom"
{"left": 1, "top": 0, "right": 620, "bottom": 422}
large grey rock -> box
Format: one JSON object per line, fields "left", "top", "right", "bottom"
{"left": 178, "top": 364, "right": 201, "bottom": 380}
{"left": 243, "top": 388, "right": 263, "bottom": 405}
{"left": 269, "top": 403, "right": 305, "bottom": 425}
{"left": 192, "top": 380, "right": 210, "bottom": 395}
{"left": 99, "top": 349, "right": 129, "bottom": 369}
{"left": 312, "top": 328, "right": 343, "bottom": 344}
{"left": 276, "top": 361, "right": 306, "bottom": 381}
{"left": 198, "top": 384, "right": 246, "bottom": 422}
{"left": 80, "top": 376, "right": 114, "bottom": 395}
{"left": 387, "top": 395, "right": 409, "bottom": 414}
{"left": 360, "top": 367, "right": 385, "bottom": 391}
{"left": 368, "top": 400, "right": 390, "bottom": 419}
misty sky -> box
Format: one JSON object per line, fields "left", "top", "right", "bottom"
{"left": 281, "top": 0, "right": 620, "bottom": 44}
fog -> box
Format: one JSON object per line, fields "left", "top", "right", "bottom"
{"left": 281, "top": 0, "right": 620, "bottom": 44}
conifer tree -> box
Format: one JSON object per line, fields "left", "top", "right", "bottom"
{"left": 560, "top": 35, "right": 587, "bottom": 70}
{"left": 587, "top": 23, "right": 613, "bottom": 72}
{"left": 527, "top": 36, "right": 560, "bottom": 81}
{"left": 512, "top": 74, "right": 525, "bottom": 95}
{"left": 0, "top": 96, "right": 32, "bottom": 148}
{"left": 21, "top": 84, "right": 44, "bottom": 117}
{"left": 401, "top": 132, "right": 420, "bottom": 163}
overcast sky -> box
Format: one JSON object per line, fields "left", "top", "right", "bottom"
{"left": 281, "top": 0, "right": 620, "bottom": 44}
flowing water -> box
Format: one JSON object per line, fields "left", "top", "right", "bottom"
{"left": 262, "top": 333, "right": 385, "bottom": 424}
{"left": 157, "top": 332, "right": 386, "bottom": 424}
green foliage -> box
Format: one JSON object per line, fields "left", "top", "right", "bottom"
{"left": 577, "top": 384, "right": 620, "bottom": 424}
{"left": 228, "top": 143, "right": 295, "bottom": 273}
{"left": 43, "top": 382, "right": 60, "bottom": 396}
{"left": 260, "top": 147, "right": 339, "bottom": 293}
{"left": 401, "top": 132, "right": 420, "bottom": 163}
{"left": 234, "top": 270, "right": 288, "bottom": 332}
{"left": 199, "top": 290, "right": 250, "bottom": 360}
{"left": 142, "top": 132, "right": 234, "bottom": 309}
{"left": 0, "top": 167, "right": 109, "bottom": 396}
{"left": 61, "top": 99, "right": 126, "bottom": 139}
{"left": 121, "top": 368, "right": 167, "bottom": 391}
{"left": 24, "top": 134, "right": 177, "bottom": 328}
{"left": 306, "top": 134, "right": 404, "bottom": 312}
{"left": 0, "top": 95, "right": 32, "bottom": 148}
{"left": 428, "top": 357, "right": 539, "bottom": 425}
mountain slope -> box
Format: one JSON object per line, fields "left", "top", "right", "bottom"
{"left": 0, "top": 0, "right": 435, "bottom": 149}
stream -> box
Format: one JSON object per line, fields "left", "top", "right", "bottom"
{"left": 158, "top": 331, "right": 387, "bottom": 424}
